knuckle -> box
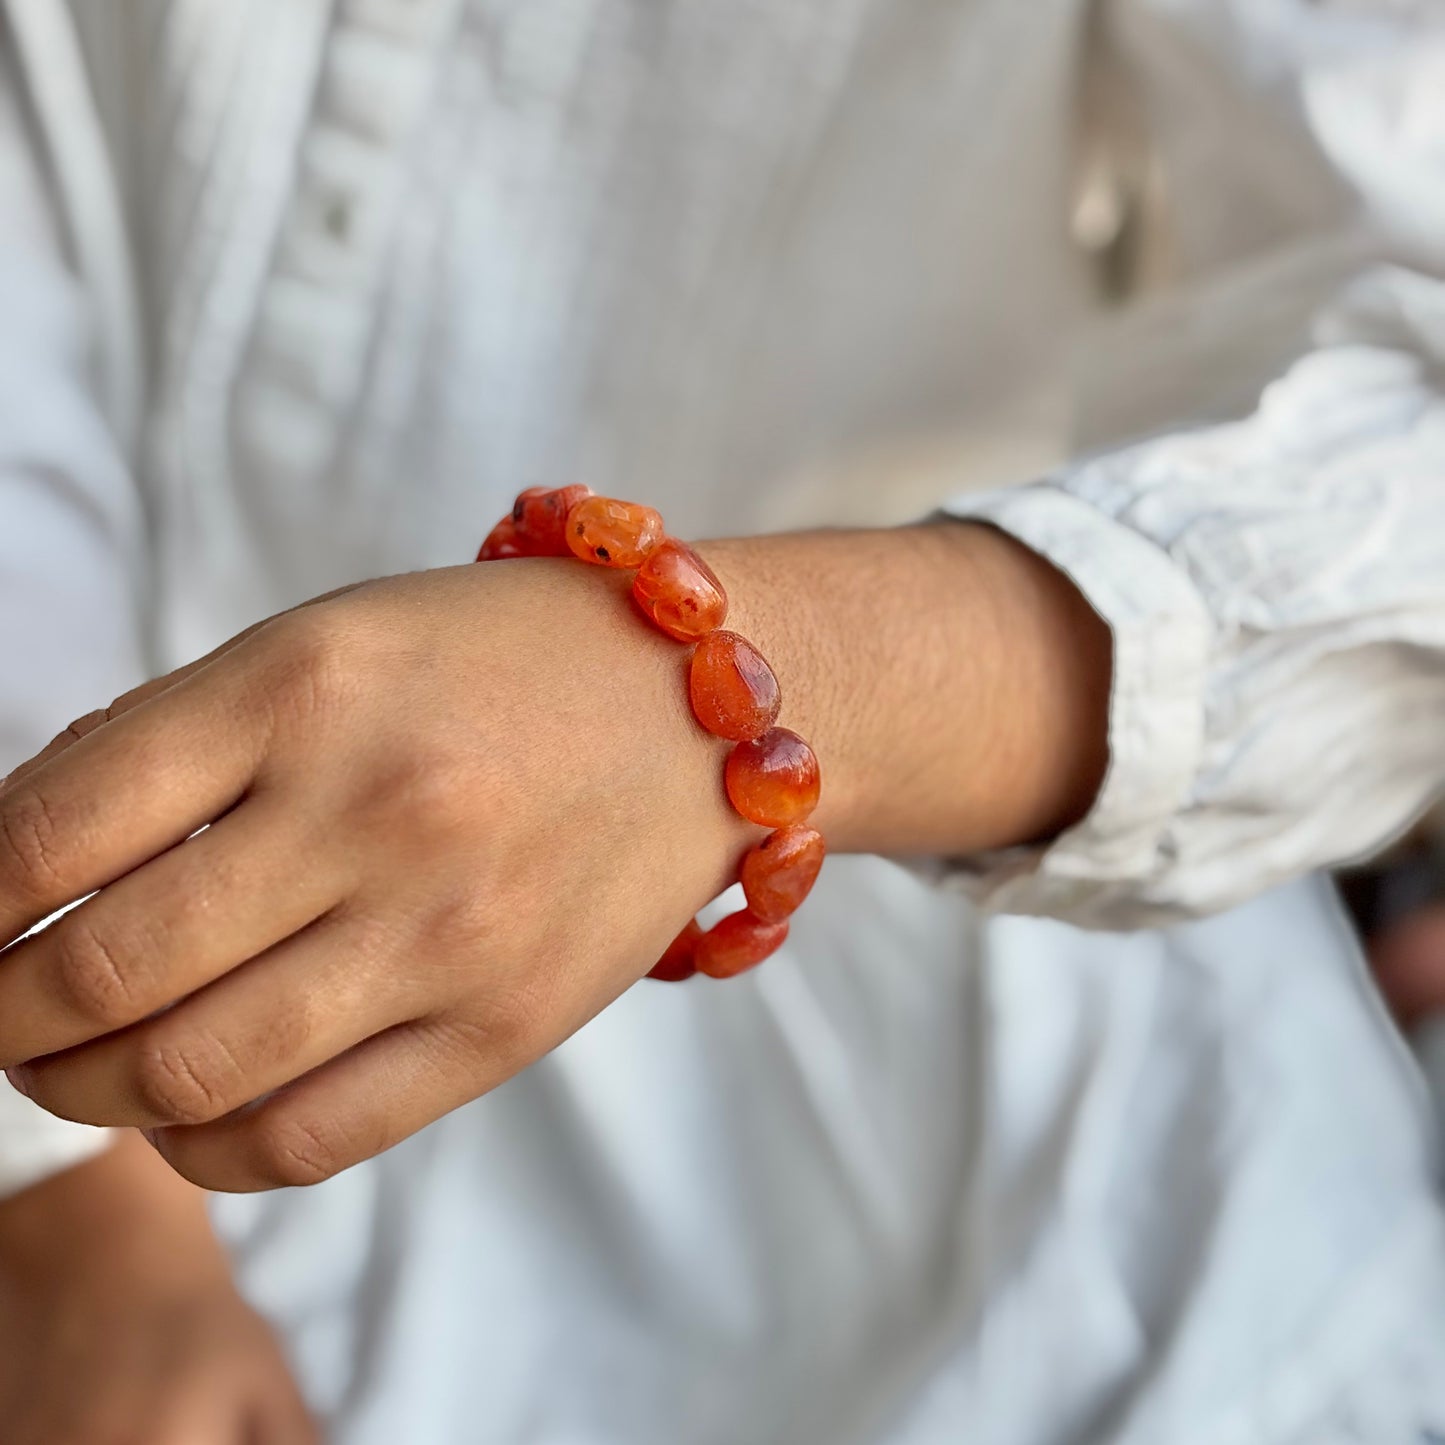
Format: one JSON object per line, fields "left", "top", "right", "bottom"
{"left": 133, "top": 1037, "right": 234, "bottom": 1125}
{"left": 254, "top": 1114, "right": 346, "bottom": 1189}
{"left": 366, "top": 748, "right": 479, "bottom": 839}
{"left": 441, "top": 978, "right": 550, "bottom": 1068}
{"left": 51, "top": 918, "right": 141, "bottom": 1027}
{"left": 305, "top": 907, "right": 405, "bottom": 991}
{"left": 414, "top": 755, "right": 482, "bottom": 832}
{"left": 424, "top": 885, "right": 496, "bottom": 953}
{"left": 488, "top": 979, "right": 551, "bottom": 1059}
{"left": 263, "top": 611, "right": 359, "bottom": 729}
{"left": 0, "top": 788, "right": 69, "bottom": 895}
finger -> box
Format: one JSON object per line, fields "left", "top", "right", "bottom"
{"left": 1, "top": 659, "right": 227, "bottom": 793}
{"left": 151, "top": 1013, "right": 505, "bottom": 1192}
{"left": 0, "top": 655, "right": 268, "bottom": 947}
{"left": 16, "top": 906, "right": 415, "bottom": 1128}
{"left": 0, "top": 705, "right": 117, "bottom": 793}
{"left": 0, "top": 793, "right": 348, "bottom": 1067}
{"left": 0, "top": 586, "right": 366, "bottom": 797}
{"left": 0, "top": 629, "right": 266, "bottom": 798}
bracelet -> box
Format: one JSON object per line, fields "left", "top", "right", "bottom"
{"left": 475, "top": 487, "right": 825, "bottom": 981}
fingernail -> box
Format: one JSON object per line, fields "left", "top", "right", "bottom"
{"left": 5, "top": 1067, "right": 31, "bottom": 1098}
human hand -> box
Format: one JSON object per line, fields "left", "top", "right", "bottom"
{"left": 1369, "top": 903, "right": 1445, "bottom": 1028}
{"left": 0, "top": 522, "right": 1111, "bottom": 1194}
{"left": 0, "top": 562, "right": 750, "bottom": 1190}
{"left": 0, "top": 1131, "right": 319, "bottom": 1442}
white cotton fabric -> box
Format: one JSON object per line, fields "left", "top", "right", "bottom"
{"left": 943, "top": 290, "right": 1445, "bottom": 923}
{"left": 0, "top": 31, "right": 133, "bottom": 1192}
{"left": 935, "top": 7, "right": 1445, "bottom": 928}
{"left": 1, "top": 0, "right": 1444, "bottom": 1440}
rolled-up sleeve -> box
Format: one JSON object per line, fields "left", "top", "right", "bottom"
{"left": 0, "top": 34, "right": 147, "bottom": 1193}
{"left": 940, "top": 7, "right": 1445, "bottom": 929}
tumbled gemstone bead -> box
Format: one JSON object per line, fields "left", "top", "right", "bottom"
{"left": 725, "top": 727, "right": 821, "bottom": 827}
{"left": 648, "top": 919, "right": 703, "bottom": 981}
{"left": 689, "top": 631, "right": 781, "bottom": 741}
{"left": 632, "top": 540, "right": 729, "bottom": 642}
{"left": 740, "top": 825, "right": 826, "bottom": 923}
{"left": 696, "top": 910, "right": 789, "bottom": 979}
{"left": 477, "top": 516, "right": 525, "bottom": 561}
{"left": 513, "top": 484, "right": 592, "bottom": 556}
{"left": 565, "top": 496, "right": 665, "bottom": 568}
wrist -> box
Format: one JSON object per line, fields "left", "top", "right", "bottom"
{"left": 697, "top": 524, "right": 1111, "bottom": 858}
{"left": 471, "top": 500, "right": 828, "bottom": 981}
{"left": 463, "top": 557, "right": 757, "bottom": 904}
{"left": 692, "top": 534, "right": 867, "bottom": 849}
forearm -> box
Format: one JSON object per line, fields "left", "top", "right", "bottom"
{"left": 703, "top": 524, "right": 1112, "bottom": 859}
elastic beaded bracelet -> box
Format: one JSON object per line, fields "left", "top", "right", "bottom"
{"left": 475, "top": 486, "right": 826, "bottom": 980}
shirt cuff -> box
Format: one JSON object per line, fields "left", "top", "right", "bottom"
{"left": 931, "top": 484, "right": 1215, "bottom": 927}
{"left": 0, "top": 1077, "right": 113, "bottom": 1198}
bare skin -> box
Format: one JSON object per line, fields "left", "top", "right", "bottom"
{"left": 0, "top": 1131, "right": 319, "bottom": 1444}
{"left": 1369, "top": 905, "right": 1445, "bottom": 1027}
{"left": 0, "top": 524, "right": 1111, "bottom": 1193}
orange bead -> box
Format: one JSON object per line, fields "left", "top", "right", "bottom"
{"left": 725, "top": 727, "right": 821, "bottom": 827}
{"left": 632, "top": 540, "right": 728, "bottom": 642}
{"left": 649, "top": 919, "right": 703, "bottom": 981}
{"left": 513, "top": 484, "right": 592, "bottom": 556}
{"left": 689, "top": 631, "right": 781, "bottom": 741}
{"left": 477, "top": 516, "right": 525, "bottom": 561}
{"left": 565, "top": 496, "right": 665, "bottom": 568}
{"left": 739, "top": 825, "right": 826, "bottom": 923}
{"left": 695, "top": 910, "right": 789, "bottom": 979}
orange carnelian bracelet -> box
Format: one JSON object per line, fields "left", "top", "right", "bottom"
{"left": 475, "top": 486, "right": 825, "bottom": 981}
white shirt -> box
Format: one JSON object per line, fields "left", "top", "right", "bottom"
{"left": 1, "top": 1, "right": 1444, "bottom": 1441}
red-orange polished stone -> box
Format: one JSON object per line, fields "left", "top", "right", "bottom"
{"left": 513, "top": 484, "right": 592, "bottom": 556}
{"left": 477, "top": 516, "right": 525, "bottom": 561}
{"left": 689, "top": 631, "right": 781, "bottom": 741}
{"left": 725, "top": 727, "right": 821, "bottom": 827}
{"left": 565, "top": 496, "right": 665, "bottom": 568}
{"left": 739, "top": 825, "right": 826, "bottom": 923}
{"left": 649, "top": 918, "right": 702, "bottom": 982}
{"left": 632, "top": 540, "right": 728, "bottom": 642}
{"left": 695, "top": 910, "right": 789, "bottom": 979}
